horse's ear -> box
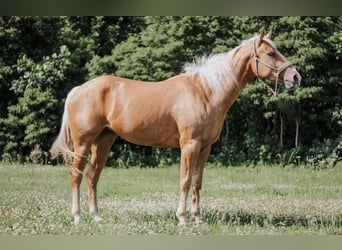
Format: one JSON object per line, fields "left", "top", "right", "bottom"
{"left": 258, "top": 27, "right": 266, "bottom": 45}
{"left": 265, "top": 30, "right": 272, "bottom": 40}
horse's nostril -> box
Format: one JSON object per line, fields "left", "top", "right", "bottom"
{"left": 293, "top": 73, "right": 301, "bottom": 86}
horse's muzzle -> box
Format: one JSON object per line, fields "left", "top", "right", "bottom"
{"left": 284, "top": 71, "right": 301, "bottom": 89}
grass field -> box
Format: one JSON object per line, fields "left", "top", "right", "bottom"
{"left": 0, "top": 163, "right": 341, "bottom": 235}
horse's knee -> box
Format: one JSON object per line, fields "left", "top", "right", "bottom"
{"left": 180, "top": 179, "right": 192, "bottom": 191}
{"left": 191, "top": 174, "right": 202, "bottom": 188}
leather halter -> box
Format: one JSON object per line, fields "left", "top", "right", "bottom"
{"left": 253, "top": 38, "right": 292, "bottom": 97}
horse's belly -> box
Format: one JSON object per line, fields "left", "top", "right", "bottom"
{"left": 111, "top": 120, "right": 180, "bottom": 148}
{"left": 120, "top": 130, "right": 180, "bottom": 148}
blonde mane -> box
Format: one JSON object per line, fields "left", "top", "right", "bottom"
{"left": 183, "top": 36, "right": 277, "bottom": 94}
{"left": 183, "top": 49, "right": 238, "bottom": 93}
{"left": 182, "top": 37, "right": 255, "bottom": 93}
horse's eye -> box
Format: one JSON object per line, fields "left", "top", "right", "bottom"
{"left": 267, "top": 52, "right": 275, "bottom": 57}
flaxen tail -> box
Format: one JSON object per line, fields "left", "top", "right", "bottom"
{"left": 50, "top": 87, "right": 79, "bottom": 162}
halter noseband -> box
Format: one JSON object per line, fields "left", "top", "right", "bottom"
{"left": 253, "top": 38, "right": 292, "bottom": 97}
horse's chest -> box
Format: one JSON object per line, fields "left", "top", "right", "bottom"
{"left": 180, "top": 110, "right": 226, "bottom": 144}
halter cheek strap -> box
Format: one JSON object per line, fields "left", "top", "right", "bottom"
{"left": 253, "top": 39, "right": 292, "bottom": 97}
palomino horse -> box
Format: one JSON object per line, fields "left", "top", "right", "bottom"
{"left": 50, "top": 28, "right": 301, "bottom": 226}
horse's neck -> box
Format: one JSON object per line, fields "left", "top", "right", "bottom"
{"left": 210, "top": 42, "right": 254, "bottom": 114}
{"left": 232, "top": 42, "right": 255, "bottom": 86}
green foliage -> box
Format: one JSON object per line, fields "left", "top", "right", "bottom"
{"left": 11, "top": 45, "right": 72, "bottom": 94}
{"left": 0, "top": 16, "right": 341, "bottom": 167}
{"left": 108, "top": 143, "right": 180, "bottom": 168}
{"left": 0, "top": 88, "right": 58, "bottom": 159}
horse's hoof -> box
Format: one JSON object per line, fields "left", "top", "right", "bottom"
{"left": 93, "top": 214, "right": 103, "bottom": 222}
{"left": 74, "top": 215, "right": 81, "bottom": 226}
{"left": 177, "top": 220, "right": 188, "bottom": 227}
{"left": 191, "top": 216, "right": 204, "bottom": 225}
{"left": 194, "top": 219, "right": 203, "bottom": 226}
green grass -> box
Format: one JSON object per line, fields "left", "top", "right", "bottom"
{"left": 0, "top": 163, "right": 341, "bottom": 235}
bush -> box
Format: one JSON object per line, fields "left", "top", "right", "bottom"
{"left": 0, "top": 88, "right": 59, "bottom": 158}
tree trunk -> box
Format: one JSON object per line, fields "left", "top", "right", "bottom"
{"left": 280, "top": 112, "right": 284, "bottom": 148}
{"left": 295, "top": 102, "right": 301, "bottom": 148}
{"left": 295, "top": 118, "right": 299, "bottom": 148}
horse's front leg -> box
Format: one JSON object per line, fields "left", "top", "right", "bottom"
{"left": 176, "top": 139, "right": 201, "bottom": 226}
{"left": 191, "top": 145, "right": 211, "bottom": 225}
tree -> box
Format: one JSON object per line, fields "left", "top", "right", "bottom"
{"left": 1, "top": 88, "right": 58, "bottom": 158}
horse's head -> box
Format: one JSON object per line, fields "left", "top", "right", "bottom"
{"left": 251, "top": 28, "right": 301, "bottom": 90}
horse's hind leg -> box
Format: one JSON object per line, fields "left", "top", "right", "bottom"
{"left": 70, "top": 142, "right": 91, "bottom": 226}
{"left": 87, "top": 129, "right": 117, "bottom": 222}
